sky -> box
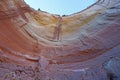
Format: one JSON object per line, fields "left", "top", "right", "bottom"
{"left": 24, "top": 0, "right": 97, "bottom": 15}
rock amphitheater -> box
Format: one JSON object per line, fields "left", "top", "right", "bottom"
{"left": 0, "top": 0, "right": 120, "bottom": 80}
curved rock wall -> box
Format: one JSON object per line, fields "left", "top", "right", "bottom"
{"left": 0, "top": 0, "right": 120, "bottom": 80}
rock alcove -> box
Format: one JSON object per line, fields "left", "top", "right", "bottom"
{"left": 0, "top": 0, "right": 120, "bottom": 80}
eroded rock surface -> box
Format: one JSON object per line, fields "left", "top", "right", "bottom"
{"left": 0, "top": 0, "right": 120, "bottom": 80}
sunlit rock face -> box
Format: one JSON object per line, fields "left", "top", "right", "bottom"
{"left": 0, "top": 0, "right": 120, "bottom": 80}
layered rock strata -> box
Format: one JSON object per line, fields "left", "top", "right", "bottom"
{"left": 0, "top": 0, "right": 120, "bottom": 80}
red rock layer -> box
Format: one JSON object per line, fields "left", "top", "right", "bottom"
{"left": 0, "top": 0, "right": 120, "bottom": 66}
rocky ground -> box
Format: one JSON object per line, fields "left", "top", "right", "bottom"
{"left": 0, "top": 57, "right": 120, "bottom": 80}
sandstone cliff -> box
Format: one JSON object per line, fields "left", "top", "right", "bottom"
{"left": 0, "top": 0, "right": 120, "bottom": 80}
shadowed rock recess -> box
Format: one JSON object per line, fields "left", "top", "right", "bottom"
{"left": 0, "top": 0, "right": 120, "bottom": 80}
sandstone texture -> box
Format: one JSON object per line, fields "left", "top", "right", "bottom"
{"left": 0, "top": 0, "right": 120, "bottom": 80}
